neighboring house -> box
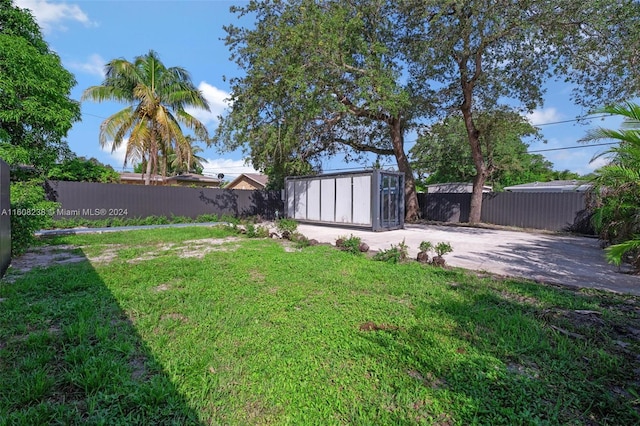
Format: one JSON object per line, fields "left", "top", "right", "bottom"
{"left": 118, "top": 172, "right": 222, "bottom": 187}
{"left": 119, "top": 172, "right": 165, "bottom": 185}
{"left": 426, "top": 182, "right": 492, "bottom": 193}
{"left": 165, "top": 173, "right": 222, "bottom": 188}
{"left": 504, "top": 180, "right": 592, "bottom": 192}
{"left": 226, "top": 173, "right": 269, "bottom": 190}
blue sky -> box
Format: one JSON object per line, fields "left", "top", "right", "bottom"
{"left": 15, "top": 0, "right": 626, "bottom": 180}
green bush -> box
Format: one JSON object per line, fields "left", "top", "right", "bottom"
{"left": 276, "top": 218, "right": 298, "bottom": 235}
{"left": 245, "top": 222, "right": 270, "bottom": 238}
{"left": 435, "top": 242, "right": 453, "bottom": 257}
{"left": 337, "top": 234, "right": 362, "bottom": 255}
{"left": 9, "top": 180, "right": 58, "bottom": 256}
{"left": 373, "top": 239, "right": 409, "bottom": 264}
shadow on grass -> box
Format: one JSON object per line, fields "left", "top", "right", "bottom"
{"left": 0, "top": 250, "right": 203, "bottom": 424}
{"left": 357, "top": 278, "right": 640, "bottom": 425}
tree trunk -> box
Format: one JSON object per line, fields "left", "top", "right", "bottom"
{"left": 460, "top": 78, "right": 485, "bottom": 224}
{"left": 144, "top": 155, "right": 152, "bottom": 186}
{"left": 390, "top": 117, "right": 421, "bottom": 222}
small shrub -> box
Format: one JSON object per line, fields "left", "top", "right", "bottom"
{"left": 276, "top": 218, "right": 298, "bottom": 236}
{"left": 435, "top": 242, "right": 453, "bottom": 257}
{"left": 245, "top": 223, "right": 270, "bottom": 238}
{"left": 337, "top": 234, "right": 362, "bottom": 255}
{"left": 196, "top": 214, "right": 219, "bottom": 223}
{"left": 9, "top": 180, "right": 59, "bottom": 256}
{"left": 373, "top": 239, "right": 409, "bottom": 264}
{"left": 419, "top": 241, "right": 434, "bottom": 253}
{"left": 290, "top": 231, "right": 310, "bottom": 248}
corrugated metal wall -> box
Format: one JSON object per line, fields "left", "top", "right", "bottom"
{"left": 45, "top": 181, "right": 284, "bottom": 220}
{"left": 0, "top": 159, "right": 10, "bottom": 277}
{"left": 418, "top": 192, "right": 592, "bottom": 232}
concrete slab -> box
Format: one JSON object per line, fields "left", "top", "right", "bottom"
{"left": 297, "top": 223, "right": 640, "bottom": 296}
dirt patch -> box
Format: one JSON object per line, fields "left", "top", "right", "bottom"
{"left": 129, "top": 356, "right": 147, "bottom": 381}
{"left": 161, "top": 313, "right": 189, "bottom": 323}
{"left": 407, "top": 370, "right": 447, "bottom": 389}
{"left": 2, "top": 245, "right": 86, "bottom": 282}
{"left": 359, "top": 322, "right": 399, "bottom": 332}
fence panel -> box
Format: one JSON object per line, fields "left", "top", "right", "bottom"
{"left": 418, "top": 191, "right": 592, "bottom": 233}
{"left": 418, "top": 193, "right": 471, "bottom": 223}
{"left": 0, "top": 159, "right": 10, "bottom": 277}
{"left": 45, "top": 181, "right": 284, "bottom": 220}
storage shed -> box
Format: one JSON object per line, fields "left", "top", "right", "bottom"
{"left": 285, "top": 169, "right": 404, "bottom": 231}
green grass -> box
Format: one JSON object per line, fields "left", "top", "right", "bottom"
{"left": 1, "top": 226, "right": 639, "bottom": 425}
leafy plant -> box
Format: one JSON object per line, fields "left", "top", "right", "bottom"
{"left": 245, "top": 223, "right": 270, "bottom": 239}
{"left": 276, "top": 218, "right": 298, "bottom": 238}
{"left": 374, "top": 239, "right": 409, "bottom": 264}
{"left": 419, "top": 241, "right": 434, "bottom": 253}
{"left": 9, "top": 180, "right": 59, "bottom": 255}
{"left": 337, "top": 234, "right": 362, "bottom": 255}
{"left": 435, "top": 242, "right": 453, "bottom": 257}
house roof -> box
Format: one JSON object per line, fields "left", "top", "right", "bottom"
{"left": 119, "top": 172, "right": 165, "bottom": 183}
{"left": 504, "top": 180, "right": 592, "bottom": 192}
{"left": 166, "top": 173, "right": 221, "bottom": 184}
{"left": 426, "top": 182, "right": 492, "bottom": 193}
{"left": 227, "top": 173, "right": 269, "bottom": 188}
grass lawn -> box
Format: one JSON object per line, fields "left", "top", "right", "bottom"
{"left": 1, "top": 226, "right": 639, "bottom": 425}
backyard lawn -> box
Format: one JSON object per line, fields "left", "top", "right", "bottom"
{"left": 0, "top": 226, "right": 639, "bottom": 425}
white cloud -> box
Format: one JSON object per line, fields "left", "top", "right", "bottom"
{"left": 15, "top": 0, "right": 96, "bottom": 33}
{"left": 584, "top": 156, "right": 610, "bottom": 172}
{"left": 185, "top": 82, "right": 231, "bottom": 126}
{"left": 201, "top": 158, "right": 258, "bottom": 180}
{"left": 101, "top": 141, "right": 132, "bottom": 168}
{"left": 67, "top": 53, "right": 105, "bottom": 78}
{"left": 527, "top": 107, "right": 563, "bottom": 126}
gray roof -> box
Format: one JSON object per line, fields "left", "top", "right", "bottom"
{"left": 504, "top": 180, "right": 592, "bottom": 192}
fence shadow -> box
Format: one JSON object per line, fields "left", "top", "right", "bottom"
{"left": 0, "top": 250, "right": 203, "bottom": 424}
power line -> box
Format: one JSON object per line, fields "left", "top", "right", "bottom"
{"left": 528, "top": 142, "right": 617, "bottom": 153}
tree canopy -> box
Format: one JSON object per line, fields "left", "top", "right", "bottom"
{"left": 400, "top": 0, "right": 640, "bottom": 222}
{"left": 82, "top": 50, "right": 210, "bottom": 185}
{"left": 216, "top": 0, "right": 639, "bottom": 222}
{"left": 216, "top": 0, "right": 423, "bottom": 220}
{"left": 0, "top": 0, "right": 80, "bottom": 169}
{"left": 411, "top": 110, "right": 579, "bottom": 190}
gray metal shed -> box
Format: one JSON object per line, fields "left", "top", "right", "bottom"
{"left": 285, "top": 169, "right": 404, "bottom": 231}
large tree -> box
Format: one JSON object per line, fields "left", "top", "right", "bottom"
{"left": 0, "top": 0, "right": 80, "bottom": 170}
{"left": 411, "top": 109, "right": 578, "bottom": 190}
{"left": 82, "top": 50, "right": 210, "bottom": 185}
{"left": 216, "top": 0, "right": 425, "bottom": 221}
{"left": 401, "top": 0, "right": 640, "bottom": 223}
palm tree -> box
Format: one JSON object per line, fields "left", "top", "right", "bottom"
{"left": 82, "top": 50, "right": 210, "bottom": 185}
{"left": 579, "top": 102, "right": 640, "bottom": 269}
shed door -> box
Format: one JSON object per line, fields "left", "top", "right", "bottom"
{"left": 380, "top": 173, "right": 402, "bottom": 229}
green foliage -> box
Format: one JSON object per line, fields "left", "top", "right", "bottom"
{"left": 337, "top": 234, "right": 362, "bottom": 255}
{"left": 52, "top": 214, "right": 221, "bottom": 229}
{"left": 410, "top": 109, "right": 578, "bottom": 190}
{"left": 401, "top": 0, "right": 639, "bottom": 221}
{"left": 275, "top": 218, "right": 298, "bottom": 235}
{"left": 418, "top": 241, "right": 433, "bottom": 253}
{"left": 434, "top": 242, "right": 453, "bottom": 257}
{"left": 3, "top": 227, "right": 640, "bottom": 423}
{"left": 0, "top": 0, "right": 80, "bottom": 170}
{"left": 290, "top": 231, "right": 311, "bottom": 248}
{"left": 46, "top": 157, "right": 120, "bottom": 183}
{"left": 605, "top": 237, "right": 640, "bottom": 268}
{"left": 9, "top": 180, "right": 58, "bottom": 255}
{"left": 82, "top": 50, "right": 210, "bottom": 184}
{"left": 245, "top": 222, "right": 270, "bottom": 238}
{"left": 217, "top": 0, "right": 421, "bottom": 219}
{"left": 580, "top": 102, "right": 640, "bottom": 269}
{"left": 373, "top": 239, "right": 409, "bottom": 263}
